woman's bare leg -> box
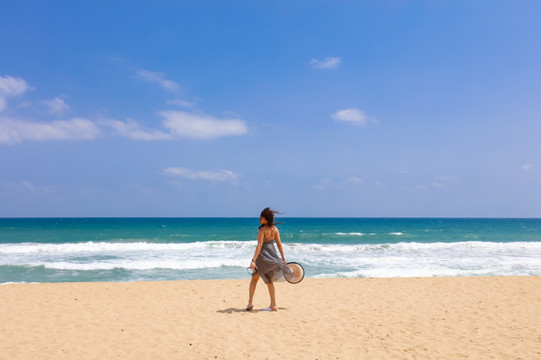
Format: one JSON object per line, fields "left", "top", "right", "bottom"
{"left": 247, "top": 274, "right": 259, "bottom": 307}
{"left": 267, "top": 282, "right": 276, "bottom": 310}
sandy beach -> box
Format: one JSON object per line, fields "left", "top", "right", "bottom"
{"left": 1, "top": 276, "right": 540, "bottom": 360}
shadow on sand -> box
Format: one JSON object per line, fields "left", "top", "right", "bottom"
{"left": 216, "top": 307, "right": 286, "bottom": 314}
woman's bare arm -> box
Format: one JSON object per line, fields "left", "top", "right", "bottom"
{"left": 274, "top": 228, "right": 286, "bottom": 262}
{"left": 250, "top": 229, "right": 264, "bottom": 268}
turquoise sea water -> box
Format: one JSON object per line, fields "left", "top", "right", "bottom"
{"left": 1, "top": 218, "right": 540, "bottom": 283}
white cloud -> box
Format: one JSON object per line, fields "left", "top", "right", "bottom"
{"left": 160, "top": 110, "right": 248, "bottom": 139}
{"left": 348, "top": 177, "right": 363, "bottom": 184}
{"left": 0, "top": 75, "right": 30, "bottom": 96}
{"left": 313, "top": 178, "right": 333, "bottom": 191}
{"left": 101, "top": 112, "right": 248, "bottom": 141}
{"left": 135, "top": 69, "right": 181, "bottom": 92}
{"left": 436, "top": 175, "right": 457, "bottom": 182}
{"left": 0, "top": 180, "right": 39, "bottom": 193}
{"left": 21, "top": 181, "right": 35, "bottom": 192}
{"left": 0, "top": 74, "right": 247, "bottom": 144}
{"left": 413, "top": 175, "right": 457, "bottom": 191}
{"left": 16, "top": 101, "right": 33, "bottom": 109}
{"left": 0, "top": 117, "right": 100, "bottom": 144}
{"left": 431, "top": 182, "right": 446, "bottom": 189}
{"left": 166, "top": 99, "right": 196, "bottom": 108}
{"left": 309, "top": 57, "right": 340, "bottom": 69}
{"left": 164, "top": 167, "right": 240, "bottom": 183}
{"left": 522, "top": 164, "right": 535, "bottom": 170}
{"left": 100, "top": 118, "right": 171, "bottom": 141}
{"left": 0, "top": 75, "right": 31, "bottom": 112}
{"left": 331, "top": 108, "right": 369, "bottom": 126}
{"left": 168, "top": 181, "right": 184, "bottom": 190}
{"left": 41, "top": 97, "right": 70, "bottom": 115}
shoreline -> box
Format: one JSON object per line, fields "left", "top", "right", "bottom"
{"left": 1, "top": 273, "right": 540, "bottom": 285}
{"left": 2, "top": 276, "right": 540, "bottom": 359}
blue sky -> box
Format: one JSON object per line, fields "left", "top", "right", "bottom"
{"left": 1, "top": 0, "right": 540, "bottom": 217}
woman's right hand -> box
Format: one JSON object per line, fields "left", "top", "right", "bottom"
{"left": 250, "top": 260, "right": 257, "bottom": 270}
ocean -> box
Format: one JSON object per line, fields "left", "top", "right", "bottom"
{"left": 1, "top": 218, "right": 540, "bottom": 284}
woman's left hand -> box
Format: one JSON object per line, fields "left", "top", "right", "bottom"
{"left": 250, "top": 260, "right": 257, "bottom": 270}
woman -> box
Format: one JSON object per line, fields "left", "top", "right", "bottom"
{"left": 247, "top": 207, "right": 292, "bottom": 311}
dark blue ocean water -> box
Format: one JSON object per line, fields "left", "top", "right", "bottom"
{"left": 1, "top": 218, "right": 540, "bottom": 283}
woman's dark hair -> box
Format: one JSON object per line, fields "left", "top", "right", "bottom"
{"left": 259, "top": 207, "right": 282, "bottom": 228}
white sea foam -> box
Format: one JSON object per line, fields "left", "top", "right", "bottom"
{"left": 0, "top": 240, "right": 257, "bottom": 254}
{"left": 1, "top": 240, "right": 540, "bottom": 281}
{"left": 35, "top": 258, "right": 246, "bottom": 271}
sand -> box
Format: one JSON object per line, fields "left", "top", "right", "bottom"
{"left": 1, "top": 276, "right": 540, "bottom": 360}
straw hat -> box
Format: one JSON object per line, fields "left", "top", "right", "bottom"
{"left": 285, "top": 262, "right": 305, "bottom": 284}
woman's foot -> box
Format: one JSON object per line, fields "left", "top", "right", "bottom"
{"left": 262, "top": 306, "right": 277, "bottom": 311}
{"left": 246, "top": 304, "right": 254, "bottom": 311}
